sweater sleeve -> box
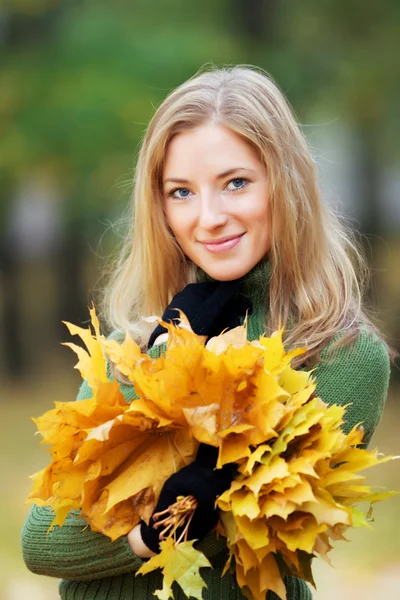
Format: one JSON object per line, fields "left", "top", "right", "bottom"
{"left": 21, "top": 340, "right": 166, "bottom": 581}
{"left": 313, "top": 328, "right": 391, "bottom": 448}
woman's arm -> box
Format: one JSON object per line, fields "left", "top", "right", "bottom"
{"left": 21, "top": 504, "right": 143, "bottom": 581}
{"left": 21, "top": 341, "right": 166, "bottom": 581}
{"left": 314, "top": 327, "right": 391, "bottom": 447}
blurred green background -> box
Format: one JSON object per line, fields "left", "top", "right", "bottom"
{"left": 1, "top": 1, "right": 399, "bottom": 598}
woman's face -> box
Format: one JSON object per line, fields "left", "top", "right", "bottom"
{"left": 162, "top": 123, "right": 270, "bottom": 281}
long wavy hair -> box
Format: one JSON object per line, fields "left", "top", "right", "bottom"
{"left": 100, "top": 65, "right": 390, "bottom": 366}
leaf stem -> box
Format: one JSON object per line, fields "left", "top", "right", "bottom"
{"left": 153, "top": 495, "right": 198, "bottom": 543}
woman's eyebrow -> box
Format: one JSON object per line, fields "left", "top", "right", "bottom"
{"left": 164, "top": 167, "right": 256, "bottom": 185}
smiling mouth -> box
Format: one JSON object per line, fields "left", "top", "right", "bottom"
{"left": 200, "top": 233, "right": 245, "bottom": 244}
{"left": 200, "top": 233, "right": 245, "bottom": 253}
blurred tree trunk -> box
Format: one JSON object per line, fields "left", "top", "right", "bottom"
{"left": 233, "top": 0, "right": 279, "bottom": 40}
{"left": 358, "top": 123, "right": 382, "bottom": 237}
{"left": 56, "top": 226, "right": 88, "bottom": 337}
{"left": 0, "top": 244, "right": 24, "bottom": 377}
{"left": 356, "top": 122, "right": 382, "bottom": 310}
{"left": 355, "top": 123, "right": 400, "bottom": 363}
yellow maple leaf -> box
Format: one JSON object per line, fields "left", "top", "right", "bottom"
{"left": 62, "top": 305, "right": 108, "bottom": 393}
{"left": 137, "top": 538, "right": 211, "bottom": 600}
{"left": 206, "top": 324, "right": 248, "bottom": 354}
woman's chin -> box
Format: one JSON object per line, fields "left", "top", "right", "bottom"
{"left": 198, "top": 262, "right": 253, "bottom": 281}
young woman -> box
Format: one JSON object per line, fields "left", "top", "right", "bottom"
{"left": 22, "top": 66, "right": 391, "bottom": 600}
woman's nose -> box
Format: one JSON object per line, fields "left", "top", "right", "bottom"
{"left": 197, "top": 191, "right": 229, "bottom": 231}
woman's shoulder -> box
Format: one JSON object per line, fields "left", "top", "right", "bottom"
{"left": 315, "top": 321, "right": 391, "bottom": 445}
{"left": 320, "top": 321, "right": 390, "bottom": 374}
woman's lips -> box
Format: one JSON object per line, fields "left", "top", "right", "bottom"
{"left": 200, "top": 233, "right": 244, "bottom": 254}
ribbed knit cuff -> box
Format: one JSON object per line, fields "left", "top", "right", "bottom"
{"left": 266, "top": 575, "right": 313, "bottom": 600}
{"left": 22, "top": 505, "right": 143, "bottom": 581}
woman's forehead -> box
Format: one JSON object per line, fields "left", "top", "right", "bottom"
{"left": 163, "top": 124, "right": 264, "bottom": 183}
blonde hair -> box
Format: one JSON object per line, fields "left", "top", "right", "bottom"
{"left": 101, "top": 65, "right": 389, "bottom": 365}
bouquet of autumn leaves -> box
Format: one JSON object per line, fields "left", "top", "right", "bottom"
{"left": 28, "top": 308, "right": 396, "bottom": 600}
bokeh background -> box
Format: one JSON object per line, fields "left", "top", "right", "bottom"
{"left": 1, "top": 1, "right": 399, "bottom": 598}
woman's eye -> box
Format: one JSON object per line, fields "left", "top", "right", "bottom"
{"left": 226, "top": 178, "right": 248, "bottom": 192}
{"left": 168, "top": 187, "right": 192, "bottom": 200}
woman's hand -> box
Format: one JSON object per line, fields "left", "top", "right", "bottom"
{"left": 152, "top": 333, "right": 169, "bottom": 346}
{"left": 139, "top": 444, "right": 236, "bottom": 554}
{"left": 127, "top": 524, "right": 157, "bottom": 558}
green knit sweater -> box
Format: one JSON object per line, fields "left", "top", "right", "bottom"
{"left": 21, "top": 261, "right": 390, "bottom": 600}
